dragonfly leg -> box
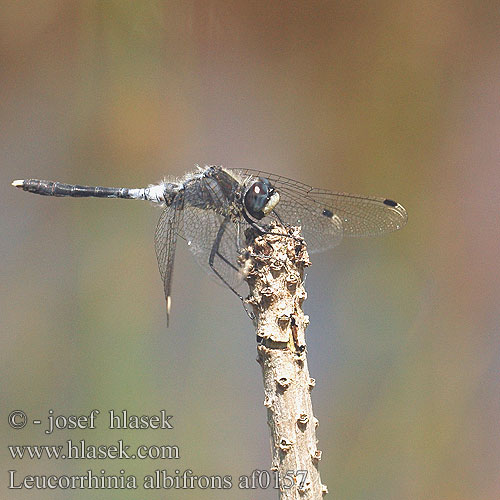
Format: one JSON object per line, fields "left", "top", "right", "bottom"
{"left": 243, "top": 209, "right": 299, "bottom": 254}
{"left": 208, "top": 217, "right": 255, "bottom": 321}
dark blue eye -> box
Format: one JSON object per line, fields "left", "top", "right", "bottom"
{"left": 244, "top": 179, "right": 271, "bottom": 220}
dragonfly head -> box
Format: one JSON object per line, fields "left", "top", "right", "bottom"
{"left": 243, "top": 178, "right": 280, "bottom": 220}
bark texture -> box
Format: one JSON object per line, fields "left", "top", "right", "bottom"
{"left": 242, "top": 222, "right": 327, "bottom": 499}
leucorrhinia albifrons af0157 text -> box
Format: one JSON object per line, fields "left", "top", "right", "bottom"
{"left": 13, "top": 166, "right": 407, "bottom": 324}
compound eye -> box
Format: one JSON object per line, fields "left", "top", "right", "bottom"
{"left": 244, "top": 180, "right": 270, "bottom": 220}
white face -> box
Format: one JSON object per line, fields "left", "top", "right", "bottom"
{"left": 262, "top": 191, "right": 280, "bottom": 215}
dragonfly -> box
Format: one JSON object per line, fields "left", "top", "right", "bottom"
{"left": 12, "top": 165, "right": 407, "bottom": 324}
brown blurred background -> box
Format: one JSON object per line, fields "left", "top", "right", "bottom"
{"left": 2, "top": 1, "right": 500, "bottom": 499}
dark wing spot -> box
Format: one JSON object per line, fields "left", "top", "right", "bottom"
{"left": 322, "top": 208, "right": 334, "bottom": 218}
{"left": 383, "top": 199, "right": 398, "bottom": 207}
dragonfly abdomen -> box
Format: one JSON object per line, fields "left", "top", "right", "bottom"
{"left": 13, "top": 179, "right": 136, "bottom": 199}
{"left": 11, "top": 179, "right": 178, "bottom": 204}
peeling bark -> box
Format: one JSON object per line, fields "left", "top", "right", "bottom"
{"left": 241, "top": 222, "right": 327, "bottom": 499}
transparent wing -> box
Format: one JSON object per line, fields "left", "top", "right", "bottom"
{"left": 181, "top": 205, "right": 249, "bottom": 291}
{"left": 154, "top": 204, "right": 182, "bottom": 324}
{"left": 231, "top": 168, "right": 408, "bottom": 253}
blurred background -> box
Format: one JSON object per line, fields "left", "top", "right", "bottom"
{"left": 2, "top": 1, "right": 500, "bottom": 499}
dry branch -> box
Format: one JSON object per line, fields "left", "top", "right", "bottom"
{"left": 242, "top": 222, "right": 327, "bottom": 499}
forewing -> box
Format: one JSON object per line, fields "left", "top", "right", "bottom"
{"left": 155, "top": 204, "right": 182, "bottom": 324}
{"left": 231, "top": 168, "right": 407, "bottom": 253}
